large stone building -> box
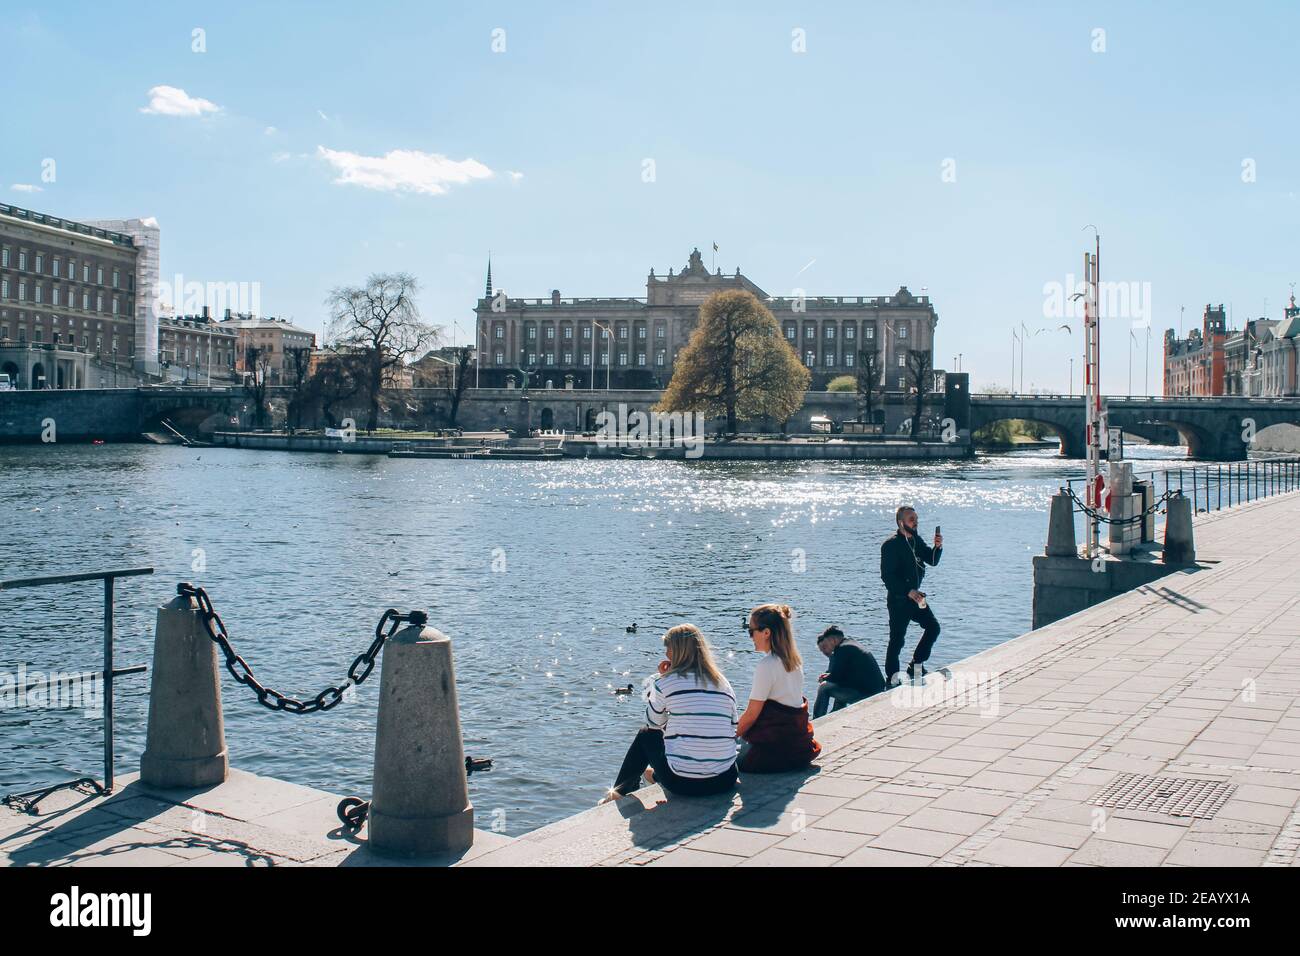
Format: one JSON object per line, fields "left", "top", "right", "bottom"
{"left": 1163, "top": 304, "right": 1228, "bottom": 396}
{"left": 158, "top": 307, "right": 239, "bottom": 384}
{"left": 0, "top": 202, "right": 148, "bottom": 389}
{"left": 474, "top": 248, "right": 940, "bottom": 391}
{"left": 1242, "top": 294, "right": 1300, "bottom": 397}
{"left": 222, "top": 313, "right": 317, "bottom": 385}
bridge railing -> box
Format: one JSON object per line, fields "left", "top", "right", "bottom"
{"left": 1066, "top": 457, "right": 1300, "bottom": 521}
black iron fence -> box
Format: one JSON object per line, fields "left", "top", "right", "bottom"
{"left": 0, "top": 567, "right": 153, "bottom": 812}
{"left": 1066, "top": 457, "right": 1300, "bottom": 519}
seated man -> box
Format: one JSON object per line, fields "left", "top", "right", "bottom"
{"left": 812, "top": 626, "right": 887, "bottom": 719}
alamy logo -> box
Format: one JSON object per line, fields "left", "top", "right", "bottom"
{"left": 50, "top": 886, "right": 151, "bottom": 936}
{"left": 152, "top": 273, "right": 261, "bottom": 318}
{"left": 595, "top": 404, "right": 705, "bottom": 459}
{"left": 0, "top": 665, "right": 103, "bottom": 717}
{"left": 1042, "top": 273, "right": 1152, "bottom": 325}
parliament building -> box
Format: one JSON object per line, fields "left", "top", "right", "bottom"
{"left": 474, "top": 248, "right": 940, "bottom": 391}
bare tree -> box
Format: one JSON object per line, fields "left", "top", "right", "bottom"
{"left": 305, "top": 349, "right": 366, "bottom": 429}
{"left": 244, "top": 344, "right": 272, "bottom": 429}
{"left": 326, "top": 273, "right": 439, "bottom": 432}
{"left": 284, "top": 346, "right": 313, "bottom": 433}
{"left": 906, "top": 348, "right": 933, "bottom": 439}
{"left": 444, "top": 346, "right": 473, "bottom": 428}
{"left": 855, "top": 347, "right": 883, "bottom": 428}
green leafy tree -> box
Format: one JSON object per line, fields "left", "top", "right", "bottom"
{"left": 827, "top": 374, "right": 856, "bottom": 392}
{"left": 656, "top": 290, "right": 810, "bottom": 433}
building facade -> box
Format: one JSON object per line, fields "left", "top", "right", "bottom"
{"left": 158, "top": 307, "right": 239, "bottom": 384}
{"left": 474, "top": 248, "right": 940, "bottom": 390}
{"left": 222, "top": 314, "right": 317, "bottom": 385}
{"left": 0, "top": 203, "right": 143, "bottom": 389}
{"left": 1163, "top": 304, "right": 1228, "bottom": 396}
{"left": 1243, "top": 295, "right": 1300, "bottom": 397}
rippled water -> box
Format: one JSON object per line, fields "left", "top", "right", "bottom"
{"left": 0, "top": 442, "right": 1190, "bottom": 834}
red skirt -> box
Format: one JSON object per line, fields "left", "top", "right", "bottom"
{"left": 739, "top": 698, "right": 821, "bottom": 773}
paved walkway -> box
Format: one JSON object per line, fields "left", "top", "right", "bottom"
{"left": 5, "top": 491, "right": 1300, "bottom": 867}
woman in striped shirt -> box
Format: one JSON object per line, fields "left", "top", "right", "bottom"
{"left": 604, "top": 624, "right": 739, "bottom": 801}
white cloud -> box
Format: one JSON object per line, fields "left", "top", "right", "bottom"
{"left": 271, "top": 151, "right": 292, "bottom": 163}
{"left": 264, "top": 126, "right": 277, "bottom": 135}
{"left": 11, "top": 183, "right": 43, "bottom": 193}
{"left": 317, "top": 146, "right": 494, "bottom": 196}
{"left": 317, "top": 110, "right": 330, "bottom": 121}
{"left": 141, "top": 85, "right": 220, "bottom": 117}
{"left": 507, "top": 170, "right": 524, "bottom": 183}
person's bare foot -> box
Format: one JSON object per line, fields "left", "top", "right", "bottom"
{"left": 643, "top": 768, "right": 655, "bottom": 785}
{"left": 598, "top": 789, "right": 625, "bottom": 805}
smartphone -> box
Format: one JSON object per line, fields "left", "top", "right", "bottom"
{"left": 936, "top": 525, "right": 941, "bottom": 536}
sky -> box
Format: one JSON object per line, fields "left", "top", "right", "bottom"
{"left": 3, "top": 1, "right": 1298, "bottom": 394}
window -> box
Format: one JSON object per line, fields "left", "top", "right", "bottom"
{"left": 112, "top": 297, "right": 119, "bottom": 315}
{"left": 18, "top": 327, "right": 25, "bottom": 342}
{"left": 583, "top": 326, "right": 592, "bottom": 339}
{"left": 563, "top": 352, "right": 572, "bottom": 364}
{"left": 1, "top": 279, "right": 6, "bottom": 298}
{"left": 494, "top": 350, "right": 504, "bottom": 364}
{"left": 898, "top": 325, "right": 908, "bottom": 339}
{"left": 618, "top": 327, "right": 628, "bottom": 339}
{"left": 493, "top": 326, "right": 503, "bottom": 339}
{"left": 805, "top": 326, "right": 815, "bottom": 339}
{"left": 35, "top": 285, "right": 43, "bottom": 303}
{"left": 545, "top": 327, "right": 554, "bottom": 339}
{"left": 19, "top": 251, "right": 27, "bottom": 270}
{"left": 17, "top": 281, "right": 25, "bottom": 301}
{"left": 581, "top": 352, "right": 590, "bottom": 364}
{"left": 866, "top": 326, "right": 875, "bottom": 340}
{"left": 637, "top": 327, "right": 646, "bottom": 339}
{"left": 97, "top": 294, "right": 103, "bottom": 311}
{"left": 96, "top": 266, "right": 104, "bottom": 285}
{"left": 636, "top": 353, "right": 646, "bottom": 366}
{"left": 656, "top": 351, "right": 665, "bottom": 366}
{"left": 898, "top": 355, "right": 906, "bottom": 367}
{"left": 66, "top": 259, "right": 74, "bottom": 279}
{"left": 655, "top": 326, "right": 665, "bottom": 338}
{"left": 826, "top": 326, "right": 835, "bottom": 339}
{"left": 845, "top": 326, "right": 855, "bottom": 340}
{"left": 82, "top": 292, "right": 89, "bottom": 310}
{"left": 544, "top": 352, "right": 554, "bottom": 365}
{"left": 52, "top": 287, "right": 59, "bottom": 306}
{"left": 805, "top": 350, "right": 815, "bottom": 367}
{"left": 618, "top": 351, "right": 628, "bottom": 365}
{"left": 112, "top": 269, "right": 120, "bottom": 288}
{"left": 527, "top": 352, "right": 536, "bottom": 364}
{"left": 0, "top": 247, "right": 7, "bottom": 267}
{"left": 898, "top": 376, "right": 905, "bottom": 388}
{"left": 53, "top": 257, "right": 60, "bottom": 276}
{"left": 83, "top": 263, "right": 89, "bottom": 282}
{"left": 785, "top": 326, "right": 796, "bottom": 340}
{"left": 35, "top": 254, "right": 43, "bottom": 273}
{"left": 845, "top": 352, "right": 855, "bottom": 367}
{"left": 563, "top": 327, "right": 572, "bottom": 339}
{"left": 527, "top": 327, "right": 536, "bottom": 339}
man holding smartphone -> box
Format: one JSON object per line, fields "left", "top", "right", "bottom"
{"left": 879, "top": 505, "right": 943, "bottom": 684}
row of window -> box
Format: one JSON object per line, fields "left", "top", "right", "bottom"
{"left": 0, "top": 324, "right": 135, "bottom": 355}
{"left": 490, "top": 322, "right": 910, "bottom": 344}
{"left": 0, "top": 277, "right": 129, "bottom": 314}
{"left": 0, "top": 247, "right": 131, "bottom": 290}
{"left": 490, "top": 348, "right": 913, "bottom": 371}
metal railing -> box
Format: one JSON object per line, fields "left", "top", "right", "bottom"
{"left": 1066, "top": 457, "right": 1300, "bottom": 516}
{"left": 0, "top": 567, "right": 153, "bottom": 812}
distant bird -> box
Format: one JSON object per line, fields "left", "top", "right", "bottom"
{"left": 387, "top": 571, "right": 399, "bottom": 576}
{"left": 626, "top": 623, "right": 638, "bottom": 634}
{"left": 613, "top": 684, "right": 634, "bottom": 696}
{"left": 1058, "top": 324, "right": 1072, "bottom": 334}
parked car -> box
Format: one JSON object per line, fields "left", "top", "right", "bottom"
{"left": 0, "top": 372, "right": 15, "bottom": 391}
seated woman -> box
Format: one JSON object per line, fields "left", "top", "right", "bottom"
{"left": 736, "top": 603, "right": 821, "bottom": 773}
{"left": 604, "top": 624, "right": 739, "bottom": 801}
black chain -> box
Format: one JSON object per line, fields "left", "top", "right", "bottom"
{"left": 1062, "top": 486, "right": 1175, "bottom": 525}
{"left": 335, "top": 757, "right": 493, "bottom": 832}
{"left": 175, "top": 582, "right": 424, "bottom": 715}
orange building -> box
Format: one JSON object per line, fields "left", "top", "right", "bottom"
{"left": 1163, "top": 304, "right": 1227, "bottom": 396}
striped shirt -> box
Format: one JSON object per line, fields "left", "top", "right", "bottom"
{"left": 645, "top": 670, "right": 738, "bottom": 778}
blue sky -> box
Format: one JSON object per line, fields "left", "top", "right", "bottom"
{"left": 4, "top": 1, "right": 1297, "bottom": 393}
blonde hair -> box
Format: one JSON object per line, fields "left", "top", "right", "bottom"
{"left": 663, "top": 624, "right": 726, "bottom": 687}
{"left": 750, "top": 603, "right": 802, "bottom": 672}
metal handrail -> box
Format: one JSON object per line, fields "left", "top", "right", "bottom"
{"left": 1065, "top": 458, "right": 1300, "bottom": 516}
{"left": 0, "top": 566, "right": 153, "bottom": 813}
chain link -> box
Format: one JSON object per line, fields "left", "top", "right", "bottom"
{"left": 176, "top": 582, "right": 421, "bottom": 715}
{"left": 1062, "top": 486, "right": 1174, "bottom": 525}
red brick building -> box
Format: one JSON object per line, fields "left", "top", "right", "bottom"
{"left": 1163, "top": 304, "right": 1228, "bottom": 396}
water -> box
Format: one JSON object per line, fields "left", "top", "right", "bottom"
{"left": 0, "top": 442, "right": 1190, "bottom": 835}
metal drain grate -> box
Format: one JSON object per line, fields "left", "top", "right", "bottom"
{"left": 1093, "top": 773, "right": 1236, "bottom": 819}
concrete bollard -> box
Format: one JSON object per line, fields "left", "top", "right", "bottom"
{"left": 140, "top": 590, "right": 229, "bottom": 788}
{"left": 1045, "top": 492, "right": 1078, "bottom": 556}
{"left": 1163, "top": 494, "right": 1196, "bottom": 564}
{"left": 367, "top": 613, "right": 474, "bottom": 858}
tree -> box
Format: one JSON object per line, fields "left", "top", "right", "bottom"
{"left": 325, "top": 273, "right": 439, "bottom": 432}
{"left": 906, "top": 348, "right": 933, "bottom": 439}
{"left": 444, "top": 346, "right": 473, "bottom": 427}
{"left": 856, "top": 347, "right": 883, "bottom": 425}
{"left": 284, "top": 346, "right": 313, "bottom": 433}
{"left": 244, "top": 344, "right": 272, "bottom": 429}
{"left": 657, "top": 290, "right": 809, "bottom": 433}
{"left": 826, "top": 374, "right": 856, "bottom": 392}
{"left": 305, "top": 349, "right": 366, "bottom": 428}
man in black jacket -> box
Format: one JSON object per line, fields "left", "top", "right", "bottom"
{"left": 880, "top": 505, "right": 943, "bottom": 684}
{"left": 813, "top": 626, "right": 886, "bottom": 718}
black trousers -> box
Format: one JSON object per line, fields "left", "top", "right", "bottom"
{"left": 613, "top": 727, "right": 738, "bottom": 797}
{"left": 886, "top": 596, "right": 941, "bottom": 678}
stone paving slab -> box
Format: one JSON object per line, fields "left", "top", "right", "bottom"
{"left": 462, "top": 491, "right": 1300, "bottom": 867}
{"left": 1, "top": 769, "right": 513, "bottom": 867}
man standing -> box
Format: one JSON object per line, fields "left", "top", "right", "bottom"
{"left": 880, "top": 506, "right": 943, "bottom": 684}
{"left": 812, "top": 626, "right": 886, "bottom": 718}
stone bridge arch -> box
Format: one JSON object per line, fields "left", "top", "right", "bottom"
{"left": 140, "top": 388, "right": 248, "bottom": 437}
{"left": 968, "top": 400, "right": 1086, "bottom": 457}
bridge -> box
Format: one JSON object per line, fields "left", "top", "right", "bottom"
{"left": 970, "top": 393, "right": 1300, "bottom": 460}
{"left": 0, "top": 386, "right": 250, "bottom": 443}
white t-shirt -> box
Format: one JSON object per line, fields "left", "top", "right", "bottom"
{"left": 748, "top": 653, "right": 804, "bottom": 708}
